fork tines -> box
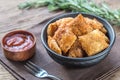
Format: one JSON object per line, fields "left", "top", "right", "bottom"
{"left": 24, "top": 61, "right": 40, "bottom": 75}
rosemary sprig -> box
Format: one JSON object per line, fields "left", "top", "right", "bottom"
{"left": 18, "top": 0, "right": 120, "bottom": 26}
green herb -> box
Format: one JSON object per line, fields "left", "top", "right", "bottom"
{"left": 18, "top": 0, "right": 120, "bottom": 26}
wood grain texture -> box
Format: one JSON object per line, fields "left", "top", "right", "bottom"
{"left": 0, "top": 64, "right": 16, "bottom": 80}
{"left": 0, "top": 0, "right": 120, "bottom": 80}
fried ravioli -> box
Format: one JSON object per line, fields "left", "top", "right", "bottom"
{"left": 67, "top": 14, "right": 93, "bottom": 36}
{"left": 68, "top": 40, "right": 85, "bottom": 58}
{"left": 47, "top": 14, "right": 110, "bottom": 58}
{"left": 79, "top": 29, "right": 109, "bottom": 56}
{"left": 56, "top": 17, "right": 74, "bottom": 27}
{"left": 47, "top": 17, "right": 73, "bottom": 37}
{"left": 47, "top": 22, "right": 58, "bottom": 37}
{"left": 47, "top": 36, "right": 62, "bottom": 54}
{"left": 53, "top": 27, "right": 77, "bottom": 54}
{"left": 85, "top": 17, "right": 107, "bottom": 33}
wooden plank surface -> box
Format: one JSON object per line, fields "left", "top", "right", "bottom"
{"left": 0, "top": 0, "right": 120, "bottom": 80}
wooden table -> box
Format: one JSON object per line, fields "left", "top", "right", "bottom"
{"left": 0, "top": 0, "right": 120, "bottom": 80}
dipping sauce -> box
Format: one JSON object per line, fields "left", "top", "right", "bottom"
{"left": 4, "top": 33, "right": 34, "bottom": 52}
{"left": 1, "top": 30, "right": 36, "bottom": 61}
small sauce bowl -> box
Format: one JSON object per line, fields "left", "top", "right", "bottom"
{"left": 1, "top": 30, "right": 36, "bottom": 61}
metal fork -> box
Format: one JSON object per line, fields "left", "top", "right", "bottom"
{"left": 24, "top": 61, "right": 62, "bottom": 80}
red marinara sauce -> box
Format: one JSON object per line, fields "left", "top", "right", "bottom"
{"left": 4, "top": 33, "right": 34, "bottom": 52}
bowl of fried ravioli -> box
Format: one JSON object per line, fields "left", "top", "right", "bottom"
{"left": 41, "top": 12, "right": 115, "bottom": 67}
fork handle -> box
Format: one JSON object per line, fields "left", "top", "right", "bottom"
{"left": 47, "top": 75, "right": 62, "bottom": 80}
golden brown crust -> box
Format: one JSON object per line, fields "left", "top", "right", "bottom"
{"left": 47, "top": 22, "right": 58, "bottom": 37}
{"left": 47, "top": 17, "right": 74, "bottom": 37}
{"left": 53, "top": 27, "right": 77, "bottom": 54}
{"left": 85, "top": 17, "right": 107, "bottom": 34}
{"left": 47, "top": 36, "right": 62, "bottom": 54}
{"left": 67, "top": 14, "right": 93, "bottom": 36}
{"left": 68, "top": 40, "right": 85, "bottom": 58}
{"left": 79, "top": 29, "right": 109, "bottom": 56}
{"left": 56, "top": 17, "right": 74, "bottom": 27}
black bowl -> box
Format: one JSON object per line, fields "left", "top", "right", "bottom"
{"left": 41, "top": 12, "right": 116, "bottom": 67}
